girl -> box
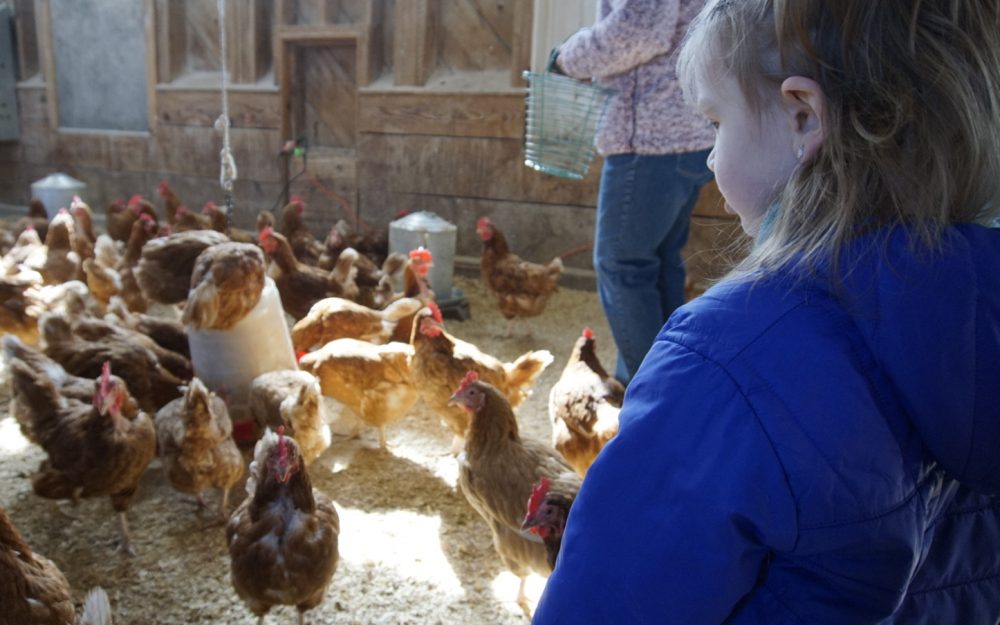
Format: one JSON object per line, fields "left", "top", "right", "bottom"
{"left": 533, "top": 1, "right": 1000, "bottom": 624}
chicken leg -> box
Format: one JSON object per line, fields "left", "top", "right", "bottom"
{"left": 117, "top": 511, "right": 136, "bottom": 557}
{"left": 517, "top": 576, "right": 532, "bottom": 617}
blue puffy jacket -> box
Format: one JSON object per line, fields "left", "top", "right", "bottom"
{"left": 533, "top": 225, "right": 1000, "bottom": 624}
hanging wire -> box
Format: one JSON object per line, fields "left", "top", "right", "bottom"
{"left": 216, "top": 0, "right": 237, "bottom": 232}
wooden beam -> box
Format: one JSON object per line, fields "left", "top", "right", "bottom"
{"left": 510, "top": 0, "right": 533, "bottom": 87}
{"left": 393, "top": 0, "right": 435, "bottom": 86}
{"left": 227, "top": 0, "right": 269, "bottom": 84}
{"left": 155, "top": 0, "right": 185, "bottom": 84}
{"left": 33, "top": 0, "right": 57, "bottom": 129}
{"left": 156, "top": 89, "right": 281, "bottom": 129}
{"left": 356, "top": 133, "right": 600, "bottom": 207}
{"left": 13, "top": 0, "right": 38, "bottom": 79}
{"left": 358, "top": 91, "right": 523, "bottom": 139}
{"left": 144, "top": 0, "right": 158, "bottom": 131}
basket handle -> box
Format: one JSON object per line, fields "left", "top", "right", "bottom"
{"left": 547, "top": 47, "right": 568, "bottom": 76}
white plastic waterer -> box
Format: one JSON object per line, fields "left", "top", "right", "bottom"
{"left": 186, "top": 277, "right": 297, "bottom": 438}
{"left": 30, "top": 173, "right": 86, "bottom": 219}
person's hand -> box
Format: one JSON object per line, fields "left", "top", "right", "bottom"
{"left": 547, "top": 47, "right": 567, "bottom": 76}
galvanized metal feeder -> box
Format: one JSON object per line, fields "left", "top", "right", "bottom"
{"left": 30, "top": 173, "right": 86, "bottom": 219}
{"left": 389, "top": 211, "right": 470, "bottom": 320}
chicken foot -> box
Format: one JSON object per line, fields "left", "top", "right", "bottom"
{"left": 54, "top": 486, "right": 85, "bottom": 520}
{"left": 116, "top": 511, "right": 137, "bottom": 557}
{"left": 193, "top": 491, "right": 229, "bottom": 529}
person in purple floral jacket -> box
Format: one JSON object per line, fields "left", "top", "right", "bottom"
{"left": 555, "top": 0, "right": 713, "bottom": 385}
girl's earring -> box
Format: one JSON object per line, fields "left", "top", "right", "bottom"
{"left": 797, "top": 145, "right": 805, "bottom": 160}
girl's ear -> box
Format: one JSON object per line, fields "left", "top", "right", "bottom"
{"left": 780, "top": 76, "right": 827, "bottom": 163}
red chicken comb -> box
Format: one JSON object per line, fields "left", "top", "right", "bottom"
{"left": 127, "top": 194, "right": 144, "bottom": 207}
{"left": 157, "top": 180, "right": 169, "bottom": 195}
{"left": 175, "top": 205, "right": 189, "bottom": 216}
{"left": 289, "top": 194, "right": 305, "bottom": 204}
{"left": 476, "top": 216, "right": 491, "bottom": 229}
{"left": 428, "top": 302, "right": 443, "bottom": 323}
{"left": 201, "top": 201, "right": 217, "bottom": 214}
{"left": 525, "top": 478, "right": 552, "bottom": 518}
{"left": 258, "top": 226, "right": 274, "bottom": 242}
{"left": 409, "top": 247, "right": 433, "bottom": 263}
{"left": 139, "top": 212, "right": 155, "bottom": 223}
{"left": 582, "top": 328, "right": 594, "bottom": 340}
{"left": 455, "top": 370, "right": 479, "bottom": 395}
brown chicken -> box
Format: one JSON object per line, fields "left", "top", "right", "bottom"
{"left": 548, "top": 328, "right": 624, "bottom": 476}
{"left": 69, "top": 196, "right": 96, "bottom": 269}
{"left": 291, "top": 296, "right": 424, "bottom": 351}
{"left": 0, "top": 277, "right": 91, "bottom": 346}
{"left": 157, "top": 180, "right": 183, "bottom": 226}
{"left": 182, "top": 242, "right": 266, "bottom": 331}
{"left": 0, "top": 507, "right": 75, "bottom": 625}
{"left": 330, "top": 218, "right": 390, "bottom": 267}
{"left": 172, "top": 205, "right": 213, "bottom": 232}
{"left": 65, "top": 308, "right": 193, "bottom": 383}
{"left": 13, "top": 198, "right": 51, "bottom": 242}
{"left": 248, "top": 370, "right": 329, "bottom": 464}
{"left": 0, "top": 276, "right": 41, "bottom": 344}
{"left": 107, "top": 195, "right": 158, "bottom": 244}
{"left": 448, "top": 373, "right": 581, "bottom": 607}
{"left": 255, "top": 210, "right": 275, "bottom": 233}
{"left": 259, "top": 226, "right": 358, "bottom": 320}
{"left": 116, "top": 213, "right": 160, "bottom": 313}
{"left": 477, "top": 216, "right": 564, "bottom": 337}
{"left": 136, "top": 229, "right": 228, "bottom": 304}
{"left": 4, "top": 334, "right": 138, "bottom": 444}
{"left": 1, "top": 225, "right": 46, "bottom": 282}
{"left": 39, "top": 312, "right": 185, "bottom": 412}
{"left": 410, "top": 303, "right": 553, "bottom": 448}
{"left": 278, "top": 195, "right": 324, "bottom": 265}
{"left": 299, "top": 339, "right": 418, "bottom": 449}
{"left": 15, "top": 360, "right": 156, "bottom": 555}
{"left": 202, "top": 201, "right": 257, "bottom": 243}
{"left": 521, "top": 477, "right": 575, "bottom": 571}
{"left": 40, "top": 209, "right": 81, "bottom": 285}
{"left": 227, "top": 428, "right": 340, "bottom": 625}
{"left": 106, "top": 295, "right": 190, "bottom": 358}
{"left": 155, "top": 377, "right": 245, "bottom": 519}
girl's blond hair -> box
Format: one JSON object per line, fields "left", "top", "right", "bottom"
{"left": 679, "top": 0, "right": 1000, "bottom": 281}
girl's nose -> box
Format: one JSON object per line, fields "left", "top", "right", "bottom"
{"left": 706, "top": 147, "right": 716, "bottom": 172}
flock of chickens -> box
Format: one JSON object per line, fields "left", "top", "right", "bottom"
{"left": 0, "top": 184, "right": 625, "bottom": 624}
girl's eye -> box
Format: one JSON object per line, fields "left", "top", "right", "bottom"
{"left": 710, "top": 121, "right": 720, "bottom": 130}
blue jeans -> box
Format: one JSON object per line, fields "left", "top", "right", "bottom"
{"left": 594, "top": 150, "right": 714, "bottom": 384}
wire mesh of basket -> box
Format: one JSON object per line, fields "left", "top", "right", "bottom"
{"left": 522, "top": 70, "right": 613, "bottom": 180}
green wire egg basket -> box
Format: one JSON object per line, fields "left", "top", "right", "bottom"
{"left": 522, "top": 70, "right": 613, "bottom": 180}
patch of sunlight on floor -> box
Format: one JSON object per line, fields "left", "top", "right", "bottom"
{"left": 0, "top": 416, "right": 30, "bottom": 454}
{"left": 390, "top": 443, "right": 460, "bottom": 489}
{"left": 491, "top": 570, "right": 547, "bottom": 614}
{"left": 337, "top": 506, "right": 465, "bottom": 596}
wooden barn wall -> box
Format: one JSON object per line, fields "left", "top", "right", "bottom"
{"left": 0, "top": 0, "right": 741, "bottom": 292}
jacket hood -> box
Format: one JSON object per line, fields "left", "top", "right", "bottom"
{"left": 841, "top": 225, "right": 1000, "bottom": 495}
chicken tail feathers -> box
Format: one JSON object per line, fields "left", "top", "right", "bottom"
{"left": 504, "top": 349, "right": 554, "bottom": 400}
{"left": 8, "top": 358, "right": 63, "bottom": 431}
{"left": 80, "top": 587, "right": 113, "bottom": 625}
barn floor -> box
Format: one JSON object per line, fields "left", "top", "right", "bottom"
{"left": 0, "top": 274, "right": 617, "bottom": 625}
